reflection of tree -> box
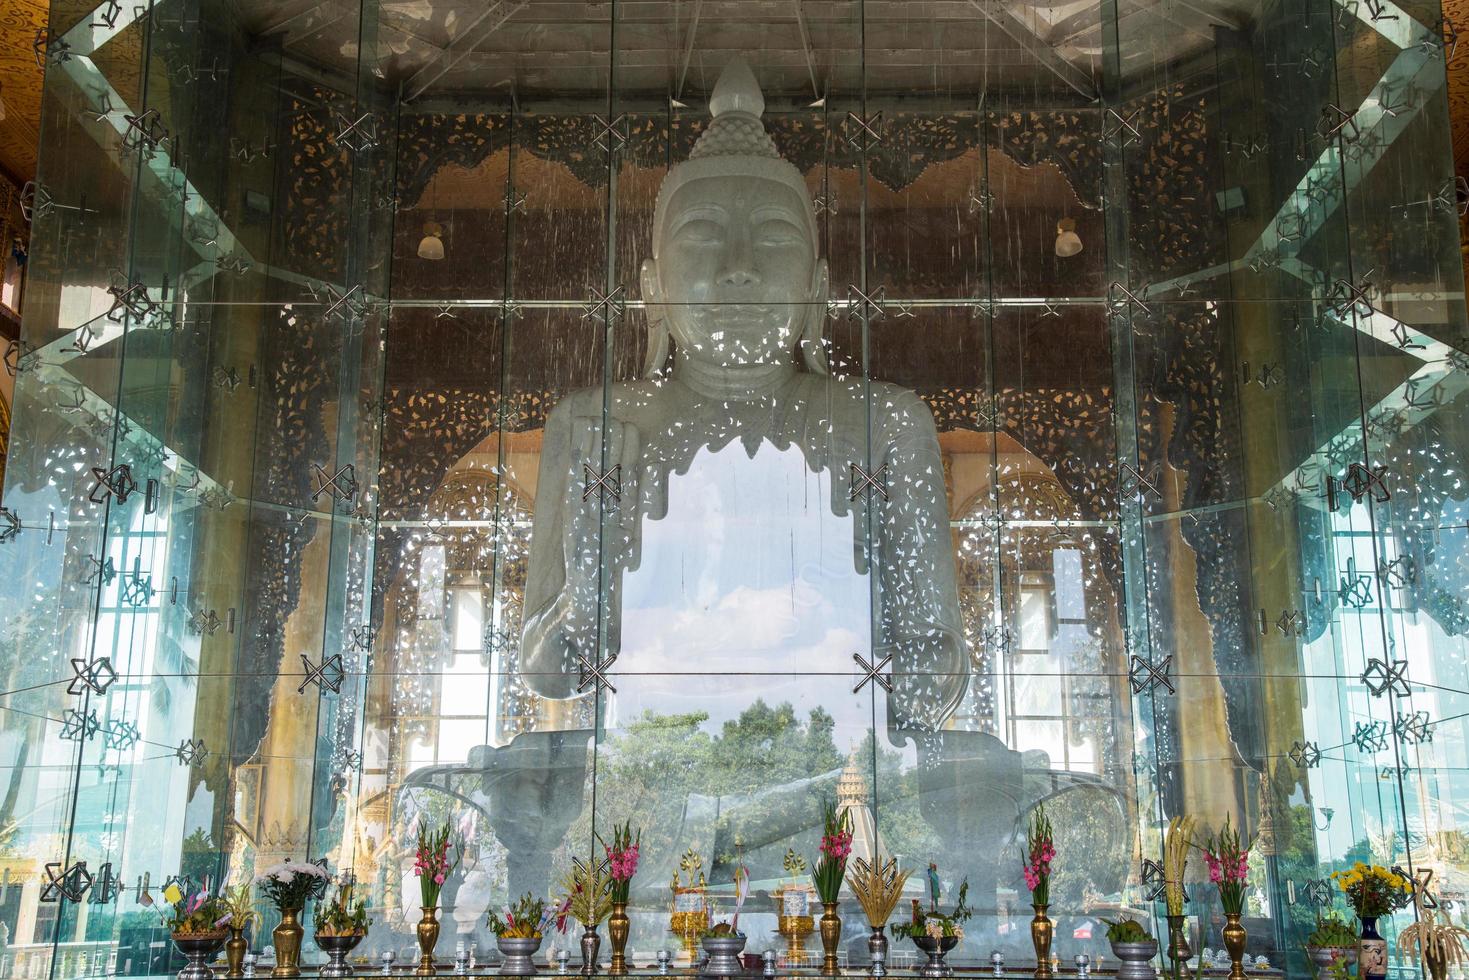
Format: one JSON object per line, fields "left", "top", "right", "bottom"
{"left": 573, "top": 703, "right": 944, "bottom": 892}
{"left": 1041, "top": 787, "right": 1129, "bottom": 909}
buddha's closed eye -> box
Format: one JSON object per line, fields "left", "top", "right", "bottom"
{"left": 755, "top": 218, "right": 805, "bottom": 246}
{"left": 675, "top": 218, "right": 725, "bottom": 245}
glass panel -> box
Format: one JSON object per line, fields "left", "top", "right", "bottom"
{"left": 4, "top": 1, "right": 1469, "bottom": 977}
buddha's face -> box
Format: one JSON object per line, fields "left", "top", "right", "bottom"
{"left": 644, "top": 175, "right": 826, "bottom": 369}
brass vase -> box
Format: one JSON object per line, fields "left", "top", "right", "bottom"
{"left": 819, "top": 901, "right": 841, "bottom": 976}
{"left": 225, "top": 925, "right": 249, "bottom": 979}
{"left": 1031, "top": 904, "right": 1053, "bottom": 979}
{"left": 608, "top": 901, "right": 630, "bottom": 974}
{"left": 417, "top": 905, "right": 441, "bottom": 975}
{"left": 1165, "top": 914, "right": 1193, "bottom": 977}
{"left": 272, "top": 908, "right": 304, "bottom": 978}
{"left": 1222, "top": 912, "right": 1247, "bottom": 980}
{"left": 1426, "top": 945, "right": 1449, "bottom": 980}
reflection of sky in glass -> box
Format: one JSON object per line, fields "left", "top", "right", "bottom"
{"left": 613, "top": 441, "right": 871, "bottom": 732}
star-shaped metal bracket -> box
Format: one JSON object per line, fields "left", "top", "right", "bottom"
{"left": 298, "top": 653, "right": 345, "bottom": 695}
{"left": 582, "top": 463, "right": 622, "bottom": 502}
{"left": 103, "top": 718, "right": 140, "bottom": 751}
{"left": 3, "top": 337, "right": 35, "bottom": 376}
{"left": 1107, "top": 281, "right": 1153, "bottom": 318}
{"left": 0, "top": 507, "right": 21, "bottom": 544}
{"left": 122, "top": 107, "right": 170, "bottom": 155}
{"left": 349, "top": 626, "right": 374, "bottom": 652}
{"left": 1103, "top": 107, "right": 1142, "bottom": 147}
{"left": 90, "top": 862, "right": 121, "bottom": 904}
{"left": 68, "top": 656, "right": 117, "bottom": 696}
{"left": 1326, "top": 274, "right": 1375, "bottom": 320}
{"left": 844, "top": 111, "right": 884, "bottom": 150}
{"left": 577, "top": 654, "right": 617, "bottom": 694}
{"left": 484, "top": 625, "right": 515, "bottom": 656}
{"left": 33, "top": 28, "right": 72, "bottom": 68}
{"left": 1338, "top": 571, "right": 1374, "bottom": 610}
{"left": 849, "top": 463, "right": 889, "bottom": 502}
{"left": 175, "top": 738, "right": 208, "bottom": 767}
{"left": 310, "top": 463, "right": 359, "bottom": 504}
{"left": 1362, "top": 657, "right": 1410, "bottom": 698}
{"left": 120, "top": 572, "right": 155, "bottom": 608}
{"left": 591, "top": 113, "right": 628, "bottom": 154}
{"left": 1316, "top": 102, "right": 1361, "bottom": 144}
{"left": 1129, "top": 654, "right": 1175, "bottom": 695}
{"left": 847, "top": 284, "right": 886, "bottom": 321}
{"left": 582, "top": 284, "right": 626, "bottom": 324}
{"left": 60, "top": 708, "right": 101, "bottom": 742}
{"left": 41, "top": 861, "right": 92, "bottom": 903}
{"left": 1394, "top": 710, "right": 1432, "bottom": 745}
{"left": 89, "top": 464, "right": 137, "bottom": 505}
{"left": 853, "top": 652, "right": 893, "bottom": 694}
{"left": 332, "top": 112, "right": 378, "bottom": 153}
{"left": 1140, "top": 858, "right": 1185, "bottom": 903}
{"left": 1353, "top": 720, "right": 1389, "bottom": 754}
{"left": 1275, "top": 609, "right": 1307, "bottom": 636}
{"left": 337, "top": 747, "right": 363, "bottom": 772}
{"left": 1338, "top": 462, "right": 1391, "bottom": 506}
{"left": 1118, "top": 462, "right": 1160, "bottom": 501}
{"left": 1288, "top": 740, "right": 1322, "bottom": 768}
{"left": 1378, "top": 555, "right": 1417, "bottom": 590}
{"left": 1302, "top": 878, "right": 1333, "bottom": 909}
{"left": 1391, "top": 866, "right": 1438, "bottom": 910}
{"left": 187, "top": 608, "right": 223, "bottom": 636}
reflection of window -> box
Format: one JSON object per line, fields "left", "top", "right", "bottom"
{"left": 0, "top": 245, "right": 21, "bottom": 314}
{"left": 405, "top": 558, "right": 491, "bottom": 767}
{"left": 1016, "top": 573, "right": 1053, "bottom": 653}
{"left": 1003, "top": 552, "right": 1105, "bottom": 773}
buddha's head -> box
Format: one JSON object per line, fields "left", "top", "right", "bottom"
{"left": 642, "top": 59, "right": 829, "bottom": 377}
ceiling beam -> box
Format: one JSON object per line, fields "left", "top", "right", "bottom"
{"left": 401, "top": 0, "right": 527, "bottom": 103}
{"left": 966, "top": 0, "right": 1098, "bottom": 101}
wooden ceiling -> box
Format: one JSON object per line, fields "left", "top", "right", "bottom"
{"left": 1, "top": 2, "right": 1468, "bottom": 198}
{"left": 0, "top": 0, "right": 46, "bottom": 182}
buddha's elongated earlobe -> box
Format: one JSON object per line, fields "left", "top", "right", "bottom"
{"left": 640, "top": 257, "right": 671, "bottom": 378}
{"left": 798, "top": 257, "right": 831, "bottom": 375}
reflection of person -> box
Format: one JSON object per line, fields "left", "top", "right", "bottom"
{"left": 519, "top": 59, "right": 968, "bottom": 735}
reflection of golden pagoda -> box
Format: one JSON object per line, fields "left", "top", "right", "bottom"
{"left": 835, "top": 751, "right": 886, "bottom": 868}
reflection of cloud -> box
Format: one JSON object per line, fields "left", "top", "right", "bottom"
{"left": 620, "top": 585, "right": 863, "bottom": 674}
{"left": 611, "top": 440, "right": 875, "bottom": 731}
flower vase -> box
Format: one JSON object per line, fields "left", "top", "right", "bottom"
{"left": 318, "top": 933, "right": 365, "bottom": 979}
{"left": 272, "top": 908, "right": 304, "bottom": 978}
{"left": 1222, "top": 912, "right": 1247, "bottom": 980}
{"left": 174, "top": 933, "right": 228, "bottom": 980}
{"left": 581, "top": 925, "right": 602, "bottom": 975}
{"left": 1426, "top": 944, "right": 1449, "bottom": 980}
{"left": 417, "top": 905, "right": 441, "bottom": 975}
{"left": 819, "top": 901, "right": 841, "bottom": 976}
{"left": 225, "top": 926, "right": 249, "bottom": 979}
{"left": 868, "top": 925, "right": 889, "bottom": 972}
{"left": 1358, "top": 916, "right": 1387, "bottom": 980}
{"left": 1165, "top": 915, "right": 1193, "bottom": 977}
{"left": 912, "top": 935, "right": 958, "bottom": 979}
{"left": 1031, "top": 904, "right": 1054, "bottom": 979}
{"left": 608, "top": 902, "right": 630, "bottom": 975}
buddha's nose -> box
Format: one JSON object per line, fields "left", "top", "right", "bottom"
{"left": 718, "top": 236, "right": 759, "bottom": 286}
{"left": 719, "top": 265, "right": 759, "bottom": 287}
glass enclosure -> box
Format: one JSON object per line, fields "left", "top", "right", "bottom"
{"left": 2, "top": 0, "right": 1467, "bottom": 975}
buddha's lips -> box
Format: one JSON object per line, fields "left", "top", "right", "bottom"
{"left": 689, "top": 305, "right": 795, "bottom": 326}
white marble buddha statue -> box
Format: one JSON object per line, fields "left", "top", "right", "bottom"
{"left": 520, "top": 59, "right": 968, "bottom": 738}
